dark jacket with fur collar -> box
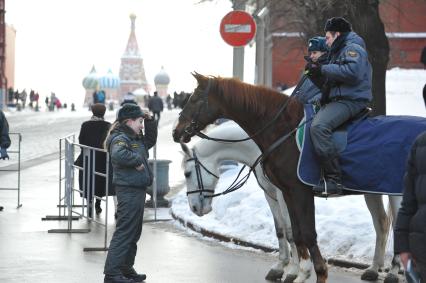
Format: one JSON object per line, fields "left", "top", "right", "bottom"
{"left": 394, "top": 131, "right": 426, "bottom": 265}
{"left": 105, "top": 119, "right": 157, "bottom": 189}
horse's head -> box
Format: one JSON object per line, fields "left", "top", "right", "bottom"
{"left": 172, "top": 72, "right": 222, "bottom": 143}
{"left": 180, "top": 142, "right": 220, "bottom": 216}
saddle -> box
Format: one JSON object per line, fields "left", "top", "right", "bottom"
{"left": 296, "top": 105, "right": 426, "bottom": 195}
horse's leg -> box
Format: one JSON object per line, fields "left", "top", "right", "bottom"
{"left": 362, "top": 194, "right": 390, "bottom": 281}
{"left": 283, "top": 187, "right": 320, "bottom": 283}
{"left": 384, "top": 196, "right": 403, "bottom": 283}
{"left": 263, "top": 190, "right": 290, "bottom": 281}
{"left": 276, "top": 189, "right": 300, "bottom": 282}
{"left": 293, "top": 188, "right": 327, "bottom": 283}
{"left": 281, "top": 190, "right": 312, "bottom": 283}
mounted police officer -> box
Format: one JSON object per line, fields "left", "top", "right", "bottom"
{"left": 295, "top": 36, "right": 329, "bottom": 104}
{"left": 306, "top": 17, "right": 372, "bottom": 195}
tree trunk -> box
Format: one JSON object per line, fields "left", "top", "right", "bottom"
{"left": 349, "top": 0, "right": 389, "bottom": 116}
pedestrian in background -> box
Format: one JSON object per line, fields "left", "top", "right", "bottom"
{"left": 0, "top": 110, "right": 10, "bottom": 161}
{"left": 0, "top": 109, "right": 11, "bottom": 212}
{"left": 75, "top": 104, "right": 114, "bottom": 216}
{"left": 394, "top": 131, "right": 426, "bottom": 282}
{"left": 103, "top": 104, "right": 157, "bottom": 283}
{"left": 148, "top": 91, "right": 163, "bottom": 123}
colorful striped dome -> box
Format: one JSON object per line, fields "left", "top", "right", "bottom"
{"left": 99, "top": 69, "right": 120, "bottom": 89}
{"left": 82, "top": 66, "right": 99, "bottom": 90}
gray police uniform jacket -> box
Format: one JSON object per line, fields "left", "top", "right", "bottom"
{"left": 105, "top": 119, "right": 157, "bottom": 189}
{"left": 296, "top": 76, "right": 322, "bottom": 104}
{"left": 321, "top": 32, "right": 372, "bottom": 102}
{"left": 394, "top": 132, "right": 426, "bottom": 264}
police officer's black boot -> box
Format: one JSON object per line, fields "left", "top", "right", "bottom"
{"left": 313, "top": 158, "right": 343, "bottom": 195}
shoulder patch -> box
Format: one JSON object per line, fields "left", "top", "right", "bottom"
{"left": 115, "top": 141, "right": 127, "bottom": 147}
{"left": 347, "top": 50, "right": 358, "bottom": 57}
{"left": 130, "top": 143, "right": 139, "bottom": 148}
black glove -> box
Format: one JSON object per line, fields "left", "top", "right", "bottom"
{"left": 305, "top": 62, "right": 322, "bottom": 78}
{"left": 0, "top": 147, "right": 9, "bottom": 160}
{"left": 320, "top": 81, "right": 333, "bottom": 106}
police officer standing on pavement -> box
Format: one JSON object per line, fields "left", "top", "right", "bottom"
{"left": 0, "top": 109, "right": 11, "bottom": 211}
{"left": 103, "top": 104, "right": 157, "bottom": 283}
{"left": 306, "top": 17, "right": 372, "bottom": 195}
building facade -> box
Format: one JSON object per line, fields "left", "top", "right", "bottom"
{"left": 270, "top": 0, "right": 426, "bottom": 87}
{"left": 5, "top": 24, "right": 15, "bottom": 93}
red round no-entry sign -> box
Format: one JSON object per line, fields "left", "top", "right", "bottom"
{"left": 220, "top": 10, "right": 256, "bottom": 47}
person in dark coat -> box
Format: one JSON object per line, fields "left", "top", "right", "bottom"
{"left": 420, "top": 46, "right": 426, "bottom": 69}
{"left": 75, "top": 103, "right": 113, "bottom": 215}
{"left": 307, "top": 17, "right": 372, "bottom": 195}
{"left": 0, "top": 110, "right": 10, "bottom": 160}
{"left": 394, "top": 132, "right": 426, "bottom": 281}
{"left": 147, "top": 91, "right": 163, "bottom": 122}
{"left": 103, "top": 104, "right": 157, "bottom": 283}
{"left": 0, "top": 110, "right": 11, "bottom": 212}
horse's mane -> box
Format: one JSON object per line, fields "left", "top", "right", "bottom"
{"left": 213, "top": 76, "right": 301, "bottom": 118}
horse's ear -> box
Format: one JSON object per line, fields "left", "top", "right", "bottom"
{"left": 191, "top": 71, "right": 207, "bottom": 85}
{"left": 180, "top": 142, "right": 191, "bottom": 157}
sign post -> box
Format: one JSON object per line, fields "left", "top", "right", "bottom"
{"left": 220, "top": 10, "right": 256, "bottom": 81}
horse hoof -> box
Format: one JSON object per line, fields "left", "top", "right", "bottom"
{"left": 265, "top": 269, "right": 284, "bottom": 281}
{"left": 384, "top": 273, "right": 399, "bottom": 283}
{"left": 283, "top": 274, "right": 298, "bottom": 283}
{"left": 361, "top": 269, "right": 379, "bottom": 281}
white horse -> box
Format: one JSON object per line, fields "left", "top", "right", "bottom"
{"left": 180, "top": 121, "right": 402, "bottom": 283}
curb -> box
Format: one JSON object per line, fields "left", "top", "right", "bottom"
{"left": 171, "top": 211, "right": 370, "bottom": 271}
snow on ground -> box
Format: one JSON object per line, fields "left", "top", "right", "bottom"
{"left": 171, "top": 68, "right": 426, "bottom": 264}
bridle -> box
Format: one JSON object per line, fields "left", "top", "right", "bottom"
{"left": 186, "top": 149, "right": 219, "bottom": 198}
{"left": 180, "top": 79, "right": 212, "bottom": 138}
{"left": 181, "top": 75, "right": 310, "bottom": 143}
{"left": 181, "top": 75, "right": 313, "bottom": 198}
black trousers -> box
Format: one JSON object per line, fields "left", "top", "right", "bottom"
{"left": 104, "top": 186, "right": 146, "bottom": 276}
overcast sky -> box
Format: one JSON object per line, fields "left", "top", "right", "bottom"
{"left": 6, "top": 0, "right": 256, "bottom": 104}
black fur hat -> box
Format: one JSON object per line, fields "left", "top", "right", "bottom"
{"left": 324, "top": 17, "right": 352, "bottom": 33}
{"left": 117, "top": 104, "right": 144, "bottom": 121}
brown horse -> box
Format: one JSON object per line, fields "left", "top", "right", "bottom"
{"left": 173, "top": 72, "right": 422, "bottom": 282}
{"left": 173, "top": 73, "right": 329, "bottom": 282}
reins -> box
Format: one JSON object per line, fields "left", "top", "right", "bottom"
{"left": 185, "top": 75, "right": 312, "bottom": 199}
{"left": 193, "top": 75, "right": 308, "bottom": 143}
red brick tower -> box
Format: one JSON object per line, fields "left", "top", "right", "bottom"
{"left": 119, "top": 14, "right": 149, "bottom": 100}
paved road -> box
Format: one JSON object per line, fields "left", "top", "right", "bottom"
{"left": 0, "top": 109, "right": 382, "bottom": 282}
{"left": 0, "top": 157, "right": 365, "bottom": 283}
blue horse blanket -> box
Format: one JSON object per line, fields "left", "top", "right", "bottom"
{"left": 296, "top": 105, "right": 426, "bottom": 195}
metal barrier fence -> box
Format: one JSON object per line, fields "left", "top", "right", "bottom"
{"left": 0, "top": 132, "right": 22, "bottom": 208}
{"left": 42, "top": 134, "right": 79, "bottom": 221}
{"left": 47, "top": 135, "right": 111, "bottom": 252}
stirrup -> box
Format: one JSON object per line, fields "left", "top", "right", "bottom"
{"left": 313, "top": 177, "right": 342, "bottom": 196}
